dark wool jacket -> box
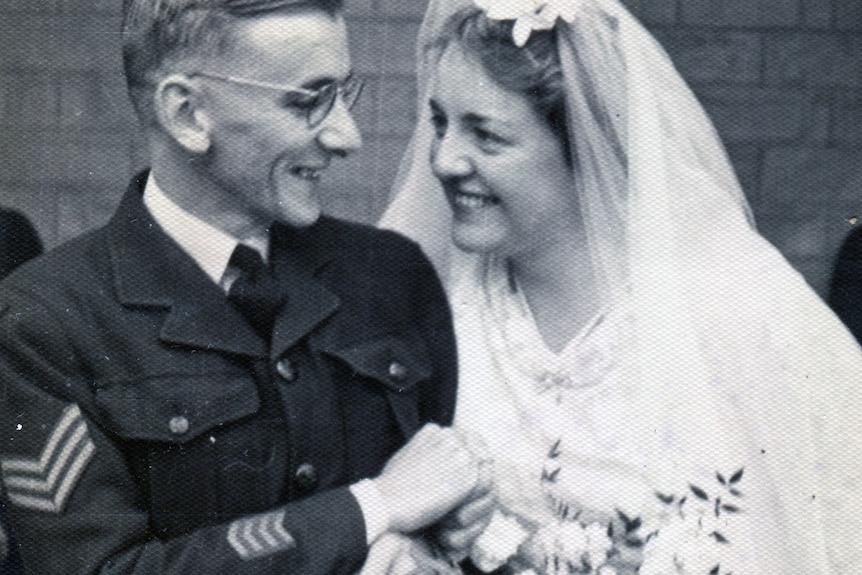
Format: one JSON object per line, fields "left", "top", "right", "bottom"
{"left": 0, "top": 174, "right": 457, "bottom": 575}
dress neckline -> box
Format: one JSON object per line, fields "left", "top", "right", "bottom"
{"left": 510, "top": 277, "right": 607, "bottom": 360}
{"left": 481, "top": 257, "right": 617, "bottom": 398}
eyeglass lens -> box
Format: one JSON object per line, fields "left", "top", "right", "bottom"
{"left": 308, "top": 77, "right": 364, "bottom": 127}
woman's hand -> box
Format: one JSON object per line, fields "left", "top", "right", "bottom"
{"left": 435, "top": 428, "right": 497, "bottom": 556}
{"left": 435, "top": 486, "right": 497, "bottom": 553}
{"left": 359, "top": 533, "right": 463, "bottom": 575}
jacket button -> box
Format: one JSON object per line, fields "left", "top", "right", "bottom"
{"left": 294, "top": 463, "right": 318, "bottom": 492}
{"left": 168, "top": 415, "right": 189, "bottom": 435}
{"left": 388, "top": 361, "right": 408, "bottom": 382}
{"left": 276, "top": 357, "right": 297, "bottom": 382}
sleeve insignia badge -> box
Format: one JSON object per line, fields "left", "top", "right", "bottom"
{"left": 1, "top": 404, "right": 96, "bottom": 514}
{"left": 227, "top": 509, "right": 296, "bottom": 560}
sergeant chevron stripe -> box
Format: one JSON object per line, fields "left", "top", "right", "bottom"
{"left": 1, "top": 404, "right": 96, "bottom": 514}
{"left": 227, "top": 509, "right": 295, "bottom": 560}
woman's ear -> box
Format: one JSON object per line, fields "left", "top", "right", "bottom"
{"left": 153, "top": 74, "right": 212, "bottom": 154}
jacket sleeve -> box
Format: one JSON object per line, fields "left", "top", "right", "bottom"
{"left": 403, "top": 240, "right": 458, "bottom": 428}
{"left": 0, "top": 299, "right": 368, "bottom": 575}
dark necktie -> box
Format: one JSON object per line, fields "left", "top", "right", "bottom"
{"left": 227, "top": 244, "right": 284, "bottom": 338}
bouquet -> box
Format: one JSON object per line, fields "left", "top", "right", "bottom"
{"left": 467, "top": 435, "right": 745, "bottom": 575}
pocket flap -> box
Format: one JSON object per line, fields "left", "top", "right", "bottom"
{"left": 324, "top": 332, "right": 432, "bottom": 393}
{"left": 94, "top": 374, "right": 260, "bottom": 443}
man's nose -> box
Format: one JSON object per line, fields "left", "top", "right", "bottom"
{"left": 317, "top": 96, "right": 362, "bottom": 154}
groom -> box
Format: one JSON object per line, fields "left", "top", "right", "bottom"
{"left": 0, "top": 0, "right": 491, "bottom": 573}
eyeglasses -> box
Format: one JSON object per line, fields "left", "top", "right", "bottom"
{"left": 192, "top": 72, "right": 364, "bottom": 128}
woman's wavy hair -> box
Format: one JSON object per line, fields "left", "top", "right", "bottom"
{"left": 427, "top": 7, "right": 572, "bottom": 165}
{"left": 122, "top": 0, "right": 343, "bottom": 123}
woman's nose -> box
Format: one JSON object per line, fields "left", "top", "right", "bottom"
{"left": 430, "top": 133, "right": 473, "bottom": 179}
{"left": 317, "top": 96, "right": 363, "bottom": 154}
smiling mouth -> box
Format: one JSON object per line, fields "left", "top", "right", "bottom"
{"left": 290, "top": 167, "right": 323, "bottom": 182}
{"left": 452, "top": 190, "right": 500, "bottom": 209}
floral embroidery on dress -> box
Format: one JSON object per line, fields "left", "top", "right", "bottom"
{"left": 639, "top": 470, "right": 745, "bottom": 575}
{"left": 535, "top": 441, "right": 646, "bottom": 574}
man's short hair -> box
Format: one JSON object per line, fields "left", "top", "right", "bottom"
{"left": 122, "top": 0, "right": 345, "bottom": 123}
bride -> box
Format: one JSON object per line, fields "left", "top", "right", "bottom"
{"left": 381, "top": 0, "right": 862, "bottom": 573}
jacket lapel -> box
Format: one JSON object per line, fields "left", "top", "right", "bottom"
{"left": 160, "top": 295, "right": 266, "bottom": 357}
{"left": 268, "top": 223, "right": 340, "bottom": 361}
{"left": 107, "top": 176, "right": 266, "bottom": 358}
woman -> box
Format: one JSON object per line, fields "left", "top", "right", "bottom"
{"left": 381, "top": 0, "right": 862, "bottom": 573}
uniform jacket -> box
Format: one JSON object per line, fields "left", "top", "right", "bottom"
{"left": 0, "top": 208, "right": 41, "bottom": 575}
{"left": 0, "top": 173, "right": 457, "bottom": 574}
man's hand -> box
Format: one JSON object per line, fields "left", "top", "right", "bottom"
{"left": 375, "top": 424, "right": 492, "bottom": 534}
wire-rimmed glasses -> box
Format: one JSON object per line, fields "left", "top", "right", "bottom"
{"left": 192, "top": 72, "right": 364, "bottom": 128}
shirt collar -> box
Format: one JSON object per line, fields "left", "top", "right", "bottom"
{"left": 142, "top": 173, "right": 269, "bottom": 286}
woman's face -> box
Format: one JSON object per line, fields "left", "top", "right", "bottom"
{"left": 429, "top": 44, "right": 579, "bottom": 259}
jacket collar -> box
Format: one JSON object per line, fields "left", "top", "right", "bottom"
{"left": 107, "top": 173, "right": 339, "bottom": 358}
{"left": 268, "top": 223, "right": 340, "bottom": 360}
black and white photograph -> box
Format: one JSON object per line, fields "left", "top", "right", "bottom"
{"left": 1, "top": 0, "right": 861, "bottom": 573}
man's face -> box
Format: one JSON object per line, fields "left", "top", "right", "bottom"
{"left": 196, "top": 9, "right": 361, "bottom": 232}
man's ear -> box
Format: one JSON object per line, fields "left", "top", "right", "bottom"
{"left": 153, "top": 74, "right": 212, "bottom": 154}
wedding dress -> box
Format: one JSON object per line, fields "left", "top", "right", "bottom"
{"left": 380, "top": 0, "right": 862, "bottom": 572}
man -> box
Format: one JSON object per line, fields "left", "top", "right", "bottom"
{"left": 0, "top": 0, "right": 491, "bottom": 573}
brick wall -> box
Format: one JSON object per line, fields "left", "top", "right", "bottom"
{"left": 636, "top": 0, "right": 862, "bottom": 297}
{"left": 0, "top": 0, "right": 860, "bottom": 296}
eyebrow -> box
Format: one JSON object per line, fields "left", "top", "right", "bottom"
{"left": 429, "top": 99, "right": 486, "bottom": 122}
{"left": 429, "top": 98, "right": 514, "bottom": 131}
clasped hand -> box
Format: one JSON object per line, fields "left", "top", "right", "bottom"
{"left": 374, "top": 423, "right": 496, "bottom": 560}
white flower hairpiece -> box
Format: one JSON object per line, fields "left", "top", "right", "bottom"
{"left": 474, "top": 0, "right": 577, "bottom": 47}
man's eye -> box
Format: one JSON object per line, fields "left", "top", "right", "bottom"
{"left": 281, "top": 92, "right": 318, "bottom": 109}
{"left": 430, "top": 112, "right": 447, "bottom": 137}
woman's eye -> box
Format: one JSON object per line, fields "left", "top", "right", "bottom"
{"left": 474, "top": 127, "right": 506, "bottom": 147}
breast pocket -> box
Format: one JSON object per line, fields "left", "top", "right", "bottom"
{"left": 322, "top": 331, "right": 434, "bottom": 480}
{"left": 93, "top": 373, "right": 274, "bottom": 537}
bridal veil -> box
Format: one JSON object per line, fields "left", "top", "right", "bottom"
{"left": 381, "top": 0, "right": 862, "bottom": 572}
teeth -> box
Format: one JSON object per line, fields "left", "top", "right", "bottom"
{"left": 454, "top": 192, "right": 494, "bottom": 209}
{"left": 293, "top": 167, "right": 322, "bottom": 181}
